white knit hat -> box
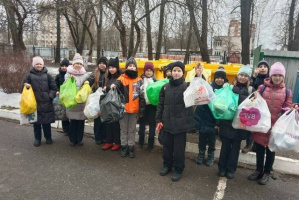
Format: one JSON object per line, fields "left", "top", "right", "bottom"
{"left": 72, "top": 53, "right": 83, "bottom": 65}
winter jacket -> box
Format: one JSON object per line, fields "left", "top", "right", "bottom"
{"left": 64, "top": 65, "right": 89, "bottom": 120}
{"left": 23, "top": 67, "right": 57, "bottom": 124}
{"left": 88, "top": 70, "right": 106, "bottom": 92}
{"left": 156, "top": 76, "right": 194, "bottom": 134}
{"left": 252, "top": 78, "right": 293, "bottom": 147}
{"left": 114, "top": 72, "right": 145, "bottom": 115}
{"left": 105, "top": 71, "right": 122, "bottom": 93}
{"left": 251, "top": 73, "right": 269, "bottom": 90}
{"left": 219, "top": 83, "right": 256, "bottom": 140}
{"left": 55, "top": 68, "right": 67, "bottom": 90}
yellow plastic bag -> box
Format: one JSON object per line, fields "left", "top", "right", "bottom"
{"left": 20, "top": 86, "right": 37, "bottom": 114}
{"left": 76, "top": 81, "right": 92, "bottom": 103}
{"left": 185, "top": 67, "right": 212, "bottom": 83}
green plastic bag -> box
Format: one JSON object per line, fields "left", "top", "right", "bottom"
{"left": 59, "top": 78, "right": 78, "bottom": 108}
{"left": 208, "top": 85, "right": 239, "bottom": 120}
{"left": 146, "top": 79, "right": 169, "bottom": 106}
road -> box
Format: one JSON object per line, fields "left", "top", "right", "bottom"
{"left": 0, "top": 119, "right": 298, "bottom": 200}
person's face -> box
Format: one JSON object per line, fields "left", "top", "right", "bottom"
{"left": 109, "top": 66, "right": 117, "bottom": 74}
{"left": 172, "top": 67, "right": 183, "bottom": 80}
{"left": 34, "top": 63, "right": 43, "bottom": 71}
{"left": 98, "top": 62, "right": 106, "bottom": 71}
{"left": 258, "top": 65, "right": 268, "bottom": 75}
{"left": 271, "top": 74, "right": 284, "bottom": 85}
{"left": 61, "top": 65, "right": 67, "bottom": 72}
{"left": 215, "top": 77, "right": 225, "bottom": 86}
{"left": 144, "top": 69, "right": 153, "bottom": 78}
{"left": 237, "top": 73, "right": 250, "bottom": 84}
{"left": 166, "top": 70, "right": 172, "bottom": 77}
{"left": 127, "top": 64, "right": 136, "bottom": 71}
{"left": 73, "top": 63, "right": 83, "bottom": 70}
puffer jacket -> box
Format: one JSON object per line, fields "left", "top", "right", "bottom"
{"left": 219, "top": 83, "right": 256, "bottom": 140}
{"left": 55, "top": 68, "right": 67, "bottom": 90}
{"left": 64, "top": 65, "right": 89, "bottom": 120}
{"left": 23, "top": 67, "right": 57, "bottom": 124}
{"left": 252, "top": 78, "right": 293, "bottom": 146}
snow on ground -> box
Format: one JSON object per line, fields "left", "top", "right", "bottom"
{"left": 0, "top": 90, "right": 21, "bottom": 108}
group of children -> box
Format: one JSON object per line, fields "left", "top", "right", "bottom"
{"left": 23, "top": 55, "right": 297, "bottom": 184}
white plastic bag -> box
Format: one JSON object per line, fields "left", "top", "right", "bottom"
{"left": 232, "top": 93, "right": 271, "bottom": 133}
{"left": 20, "top": 110, "right": 37, "bottom": 125}
{"left": 183, "top": 77, "right": 215, "bottom": 107}
{"left": 142, "top": 77, "right": 154, "bottom": 105}
{"left": 83, "top": 87, "right": 103, "bottom": 119}
{"left": 269, "top": 109, "right": 299, "bottom": 152}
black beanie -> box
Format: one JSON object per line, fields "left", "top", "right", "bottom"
{"left": 257, "top": 60, "right": 270, "bottom": 69}
{"left": 164, "top": 63, "right": 174, "bottom": 72}
{"left": 214, "top": 68, "right": 227, "bottom": 80}
{"left": 60, "top": 58, "right": 70, "bottom": 66}
{"left": 97, "top": 56, "right": 108, "bottom": 66}
{"left": 172, "top": 61, "right": 185, "bottom": 73}
{"left": 108, "top": 57, "right": 119, "bottom": 69}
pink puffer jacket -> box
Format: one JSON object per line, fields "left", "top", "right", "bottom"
{"left": 252, "top": 78, "right": 293, "bottom": 147}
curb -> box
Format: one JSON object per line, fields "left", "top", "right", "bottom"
{"left": 1, "top": 109, "right": 299, "bottom": 176}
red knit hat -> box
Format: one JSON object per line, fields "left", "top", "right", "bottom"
{"left": 144, "top": 62, "right": 154, "bottom": 72}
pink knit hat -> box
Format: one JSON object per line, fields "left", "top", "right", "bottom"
{"left": 269, "top": 62, "right": 286, "bottom": 77}
{"left": 144, "top": 62, "right": 154, "bottom": 72}
{"left": 32, "top": 56, "right": 44, "bottom": 67}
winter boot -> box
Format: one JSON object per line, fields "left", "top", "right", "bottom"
{"left": 258, "top": 173, "right": 270, "bottom": 185}
{"left": 206, "top": 152, "right": 214, "bottom": 167}
{"left": 34, "top": 139, "right": 41, "bottom": 147}
{"left": 46, "top": 138, "right": 53, "bottom": 144}
{"left": 120, "top": 145, "right": 128, "bottom": 157}
{"left": 111, "top": 144, "right": 121, "bottom": 151}
{"left": 102, "top": 143, "right": 113, "bottom": 150}
{"left": 171, "top": 171, "right": 182, "bottom": 182}
{"left": 242, "top": 144, "right": 253, "bottom": 153}
{"left": 129, "top": 145, "right": 136, "bottom": 158}
{"left": 196, "top": 151, "right": 205, "bottom": 165}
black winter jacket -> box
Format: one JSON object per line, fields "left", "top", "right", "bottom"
{"left": 219, "top": 83, "right": 256, "bottom": 140}
{"left": 251, "top": 73, "right": 269, "bottom": 90}
{"left": 156, "top": 76, "right": 194, "bottom": 134}
{"left": 55, "top": 68, "right": 66, "bottom": 90}
{"left": 23, "top": 67, "right": 58, "bottom": 124}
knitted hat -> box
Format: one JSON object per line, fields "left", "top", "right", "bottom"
{"left": 125, "top": 57, "right": 137, "bottom": 68}
{"left": 172, "top": 61, "right": 185, "bottom": 73}
{"left": 60, "top": 58, "right": 70, "bottom": 66}
{"left": 32, "top": 56, "right": 44, "bottom": 67}
{"left": 72, "top": 53, "right": 83, "bottom": 65}
{"left": 214, "top": 67, "right": 226, "bottom": 80}
{"left": 164, "top": 63, "right": 174, "bottom": 72}
{"left": 108, "top": 57, "right": 119, "bottom": 69}
{"left": 269, "top": 62, "right": 286, "bottom": 77}
{"left": 144, "top": 62, "right": 154, "bottom": 72}
{"left": 238, "top": 64, "right": 253, "bottom": 77}
{"left": 97, "top": 56, "right": 108, "bottom": 66}
{"left": 257, "top": 60, "right": 270, "bottom": 69}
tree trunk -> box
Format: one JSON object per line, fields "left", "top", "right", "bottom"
{"left": 240, "top": 0, "right": 253, "bottom": 64}
{"left": 133, "top": 22, "right": 141, "bottom": 56}
{"left": 55, "top": 0, "right": 61, "bottom": 64}
{"left": 156, "top": 0, "right": 166, "bottom": 60}
{"left": 288, "top": 0, "right": 297, "bottom": 51}
{"left": 128, "top": 17, "right": 135, "bottom": 58}
{"left": 95, "top": 0, "right": 103, "bottom": 60}
{"left": 293, "top": 14, "right": 299, "bottom": 51}
{"left": 144, "top": 0, "right": 153, "bottom": 60}
{"left": 184, "top": 22, "right": 193, "bottom": 64}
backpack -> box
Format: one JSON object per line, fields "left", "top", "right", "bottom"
{"left": 259, "top": 84, "right": 290, "bottom": 108}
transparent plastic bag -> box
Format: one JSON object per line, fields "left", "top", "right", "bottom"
{"left": 232, "top": 93, "right": 271, "bottom": 133}
{"left": 184, "top": 77, "right": 215, "bottom": 107}
{"left": 20, "top": 86, "right": 37, "bottom": 114}
{"left": 269, "top": 109, "right": 299, "bottom": 152}
{"left": 84, "top": 87, "right": 103, "bottom": 119}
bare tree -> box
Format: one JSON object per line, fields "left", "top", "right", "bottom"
{"left": 93, "top": 0, "right": 104, "bottom": 60}
{"left": 144, "top": 0, "right": 153, "bottom": 59}
{"left": 155, "top": 0, "right": 166, "bottom": 60}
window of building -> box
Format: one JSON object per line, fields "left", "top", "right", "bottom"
{"left": 215, "top": 40, "right": 222, "bottom": 46}
{"left": 214, "top": 50, "right": 221, "bottom": 56}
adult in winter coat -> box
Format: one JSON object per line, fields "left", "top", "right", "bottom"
{"left": 156, "top": 61, "right": 194, "bottom": 182}
{"left": 55, "top": 58, "right": 70, "bottom": 136}
{"left": 218, "top": 65, "right": 256, "bottom": 179}
{"left": 64, "top": 53, "right": 89, "bottom": 146}
{"left": 249, "top": 62, "right": 293, "bottom": 185}
{"left": 23, "top": 56, "right": 58, "bottom": 147}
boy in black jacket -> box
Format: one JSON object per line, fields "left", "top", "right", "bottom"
{"left": 156, "top": 61, "right": 194, "bottom": 182}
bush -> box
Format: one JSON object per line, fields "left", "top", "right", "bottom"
{"left": 0, "top": 51, "right": 31, "bottom": 94}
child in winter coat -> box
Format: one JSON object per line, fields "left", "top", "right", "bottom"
{"left": 163, "top": 63, "right": 173, "bottom": 79}
{"left": 249, "top": 62, "right": 293, "bottom": 185}
{"left": 23, "top": 56, "right": 58, "bottom": 147}
{"left": 111, "top": 57, "right": 145, "bottom": 158}
{"left": 156, "top": 61, "right": 194, "bottom": 182}
{"left": 243, "top": 60, "right": 270, "bottom": 153}
{"left": 55, "top": 58, "right": 70, "bottom": 136}
{"left": 218, "top": 65, "right": 256, "bottom": 179}
{"left": 88, "top": 56, "right": 108, "bottom": 145}
{"left": 194, "top": 65, "right": 227, "bottom": 167}
{"left": 64, "top": 53, "right": 89, "bottom": 146}
{"left": 101, "top": 57, "right": 122, "bottom": 151}
{"left": 138, "top": 62, "right": 157, "bottom": 151}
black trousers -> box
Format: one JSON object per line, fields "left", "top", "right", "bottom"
{"left": 163, "top": 131, "right": 186, "bottom": 173}
{"left": 62, "top": 120, "right": 70, "bottom": 133}
{"left": 198, "top": 126, "right": 216, "bottom": 153}
{"left": 69, "top": 120, "right": 85, "bottom": 143}
{"left": 138, "top": 117, "right": 156, "bottom": 147}
{"left": 218, "top": 136, "right": 242, "bottom": 174}
{"left": 94, "top": 117, "right": 107, "bottom": 142}
{"left": 106, "top": 121, "right": 121, "bottom": 144}
{"left": 33, "top": 123, "right": 51, "bottom": 141}
{"left": 255, "top": 142, "right": 275, "bottom": 174}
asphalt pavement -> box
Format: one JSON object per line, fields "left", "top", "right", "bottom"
{"left": 1, "top": 119, "right": 299, "bottom": 200}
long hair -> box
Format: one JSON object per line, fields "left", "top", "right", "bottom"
{"left": 92, "top": 68, "right": 107, "bottom": 90}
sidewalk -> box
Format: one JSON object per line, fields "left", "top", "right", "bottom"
{"left": 1, "top": 108, "right": 299, "bottom": 176}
